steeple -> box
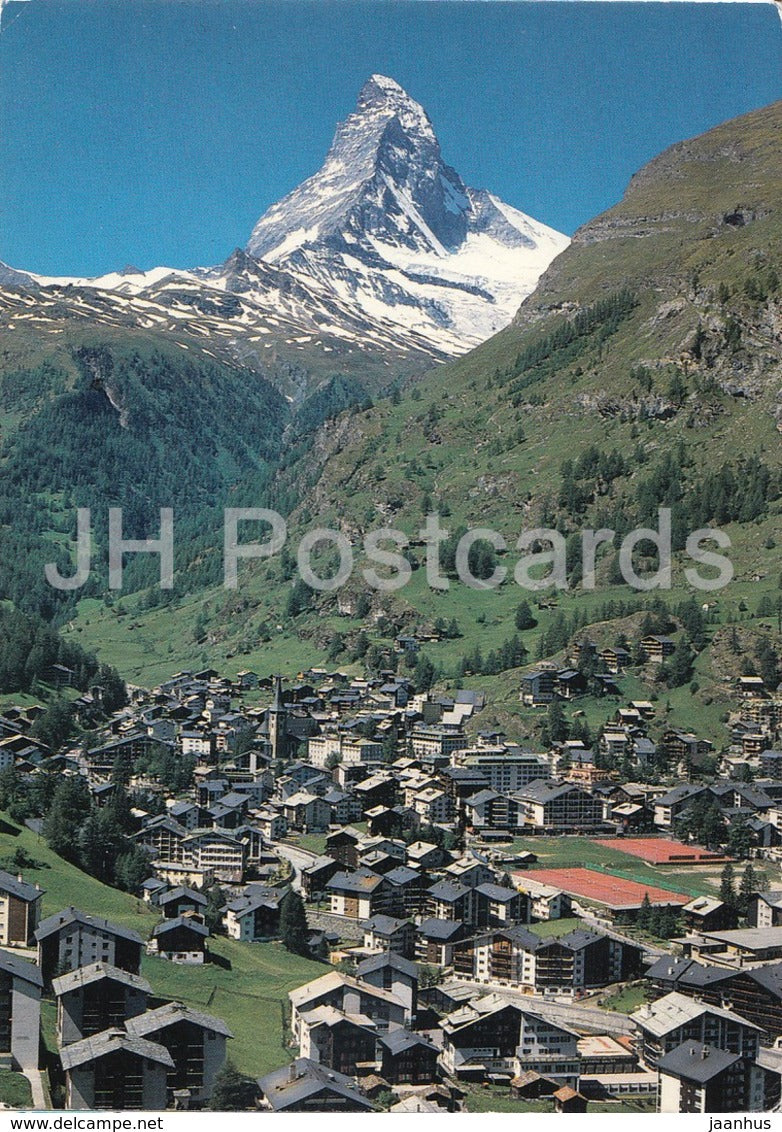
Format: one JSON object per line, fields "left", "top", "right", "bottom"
{"left": 268, "top": 675, "right": 286, "bottom": 760}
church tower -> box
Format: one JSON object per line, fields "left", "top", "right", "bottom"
{"left": 267, "top": 675, "right": 287, "bottom": 761}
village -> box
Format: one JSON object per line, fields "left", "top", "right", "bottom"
{"left": 0, "top": 625, "right": 781, "bottom": 1113}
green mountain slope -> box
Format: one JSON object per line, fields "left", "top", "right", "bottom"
{"left": 60, "top": 100, "right": 782, "bottom": 735}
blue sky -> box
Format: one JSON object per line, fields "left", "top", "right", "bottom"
{"left": 1, "top": 0, "right": 780, "bottom": 276}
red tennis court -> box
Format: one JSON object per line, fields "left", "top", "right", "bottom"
{"left": 594, "top": 838, "right": 731, "bottom": 865}
{"left": 530, "top": 867, "right": 689, "bottom": 910}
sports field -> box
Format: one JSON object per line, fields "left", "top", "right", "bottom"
{"left": 593, "top": 838, "right": 731, "bottom": 866}
{"left": 530, "top": 867, "right": 690, "bottom": 910}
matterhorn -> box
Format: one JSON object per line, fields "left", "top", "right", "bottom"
{"left": 244, "top": 74, "right": 569, "bottom": 357}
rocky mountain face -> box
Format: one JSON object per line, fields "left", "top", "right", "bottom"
{"left": 246, "top": 74, "right": 568, "bottom": 355}
{"left": 2, "top": 76, "right": 567, "bottom": 382}
{"left": 294, "top": 98, "right": 782, "bottom": 536}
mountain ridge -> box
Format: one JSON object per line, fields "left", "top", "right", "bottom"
{"left": 0, "top": 75, "right": 567, "bottom": 374}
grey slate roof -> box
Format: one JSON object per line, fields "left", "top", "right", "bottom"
{"left": 427, "top": 881, "right": 469, "bottom": 903}
{"left": 126, "top": 1002, "right": 233, "bottom": 1039}
{"left": 0, "top": 947, "right": 43, "bottom": 988}
{"left": 327, "top": 869, "right": 385, "bottom": 894}
{"left": 60, "top": 1029, "right": 175, "bottom": 1071}
{"left": 417, "top": 918, "right": 465, "bottom": 941}
{"left": 356, "top": 952, "right": 419, "bottom": 980}
{"left": 475, "top": 883, "right": 520, "bottom": 903}
{"left": 657, "top": 1041, "right": 742, "bottom": 1084}
{"left": 365, "top": 915, "right": 410, "bottom": 935}
{"left": 158, "top": 886, "right": 207, "bottom": 907}
{"left": 52, "top": 962, "right": 151, "bottom": 997}
{"left": 258, "top": 1057, "right": 373, "bottom": 1112}
{"left": 378, "top": 1028, "right": 437, "bottom": 1056}
{"left": 152, "top": 916, "right": 209, "bottom": 939}
{"left": 0, "top": 870, "right": 43, "bottom": 903}
{"left": 35, "top": 907, "right": 143, "bottom": 946}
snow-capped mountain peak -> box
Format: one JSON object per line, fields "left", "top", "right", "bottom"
{"left": 245, "top": 75, "right": 569, "bottom": 354}
{"left": 4, "top": 76, "right": 568, "bottom": 364}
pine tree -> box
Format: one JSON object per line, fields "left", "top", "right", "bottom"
{"left": 738, "top": 863, "right": 757, "bottom": 919}
{"left": 204, "top": 883, "right": 227, "bottom": 934}
{"left": 279, "top": 890, "right": 310, "bottom": 956}
{"left": 637, "top": 893, "right": 652, "bottom": 931}
{"left": 43, "top": 775, "right": 91, "bottom": 862}
{"left": 514, "top": 601, "right": 537, "bottom": 631}
{"left": 115, "top": 847, "right": 152, "bottom": 894}
{"left": 720, "top": 863, "right": 737, "bottom": 911}
{"left": 209, "top": 1061, "right": 260, "bottom": 1111}
{"left": 413, "top": 654, "right": 436, "bottom": 692}
{"left": 668, "top": 637, "right": 695, "bottom": 688}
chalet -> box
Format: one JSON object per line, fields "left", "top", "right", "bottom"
{"left": 236, "top": 670, "right": 259, "bottom": 690}
{"left": 147, "top": 916, "right": 209, "bottom": 964}
{"left": 440, "top": 994, "right": 580, "bottom": 1085}
{"left": 353, "top": 773, "right": 398, "bottom": 811}
{"left": 472, "top": 884, "right": 528, "bottom": 929}
{"left": 645, "top": 959, "right": 782, "bottom": 1043}
{"left": 297, "top": 1006, "right": 376, "bottom": 1075}
{"left": 600, "top": 647, "right": 631, "bottom": 675}
{"left": 60, "top": 1029, "right": 173, "bottom": 1110}
{"left": 557, "top": 670, "right": 587, "bottom": 700}
{"left": 739, "top": 675, "right": 768, "bottom": 699}
{"left": 384, "top": 865, "right": 426, "bottom": 917}
{"left": 355, "top": 952, "right": 418, "bottom": 1022}
{"left": 640, "top": 635, "right": 675, "bottom": 663}
{"left": 453, "top": 926, "right": 642, "bottom": 996}
{"left": 258, "top": 1058, "right": 374, "bottom": 1112}
{"left": 47, "top": 663, "right": 75, "bottom": 689}
{"left": 511, "top": 876, "right": 570, "bottom": 921}
{"left": 662, "top": 730, "right": 714, "bottom": 766}
{"left": 36, "top": 908, "right": 144, "bottom": 987}
{"left": 223, "top": 888, "right": 287, "bottom": 941}
{"left": 327, "top": 870, "right": 391, "bottom": 920}
{"left": 516, "top": 781, "right": 604, "bottom": 831}
{"left": 653, "top": 783, "right": 707, "bottom": 828}
{"left": 658, "top": 1041, "right": 765, "bottom": 1114}
{"left": 378, "top": 1029, "right": 439, "bottom": 1084}
{"left": 289, "top": 971, "right": 406, "bottom": 1040}
{"left": 426, "top": 881, "right": 472, "bottom": 923}
{"left": 682, "top": 897, "right": 738, "bottom": 934}
{"left": 464, "top": 789, "right": 519, "bottom": 832}
{"left": 53, "top": 964, "right": 151, "bottom": 1046}
{"left": 405, "top": 841, "right": 446, "bottom": 871}
{"left": 134, "top": 816, "right": 189, "bottom": 863}
{"left": 325, "top": 828, "right": 364, "bottom": 868}
{"left": 157, "top": 887, "right": 207, "bottom": 921}
{"left": 167, "top": 801, "right": 200, "bottom": 831}
{"left": 761, "top": 750, "right": 782, "bottom": 777}
{"left": 631, "top": 991, "right": 762, "bottom": 1070}
{"left": 415, "top": 919, "right": 469, "bottom": 966}
{"left": 520, "top": 669, "right": 558, "bottom": 707}
{"left": 748, "top": 891, "right": 782, "bottom": 929}
{"left": 301, "top": 856, "right": 341, "bottom": 901}
{"left": 0, "top": 871, "right": 43, "bottom": 947}
{"left": 0, "top": 949, "right": 42, "bottom": 1070}
{"left": 141, "top": 878, "right": 167, "bottom": 905}
{"left": 443, "top": 854, "right": 496, "bottom": 889}
{"left": 126, "top": 1003, "right": 232, "bottom": 1106}
{"left": 363, "top": 916, "right": 415, "bottom": 958}
{"left": 283, "top": 792, "right": 331, "bottom": 833}
{"left": 412, "top": 786, "right": 450, "bottom": 824}
{"left": 534, "top": 929, "right": 642, "bottom": 994}
{"left": 442, "top": 765, "right": 491, "bottom": 806}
